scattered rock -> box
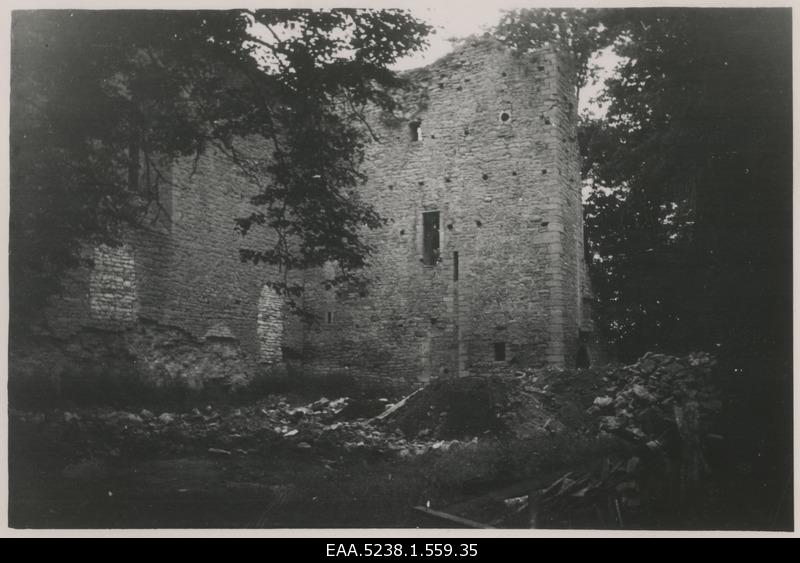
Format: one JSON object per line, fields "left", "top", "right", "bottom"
{"left": 63, "top": 411, "right": 80, "bottom": 423}
{"left": 311, "top": 398, "right": 330, "bottom": 410}
{"left": 632, "top": 384, "right": 655, "bottom": 403}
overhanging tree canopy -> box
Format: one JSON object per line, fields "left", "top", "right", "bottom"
{"left": 10, "top": 9, "right": 432, "bottom": 327}
{"left": 495, "top": 8, "right": 792, "bottom": 364}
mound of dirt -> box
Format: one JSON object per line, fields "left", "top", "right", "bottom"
{"left": 374, "top": 352, "right": 720, "bottom": 445}
{"left": 377, "top": 375, "right": 566, "bottom": 440}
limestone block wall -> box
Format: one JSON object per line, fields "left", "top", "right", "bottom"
{"left": 41, "top": 140, "right": 288, "bottom": 386}
{"left": 129, "top": 141, "right": 284, "bottom": 362}
{"left": 36, "top": 39, "right": 594, "bottom": 389}
{"left": 88, "top": 243, "right": 138, "bottom": 322}
{"left": 298, "top": 39, "right": 588, "bottom": 382}
{"left": 257, "top": 284, "right": 285, "bottom": 364}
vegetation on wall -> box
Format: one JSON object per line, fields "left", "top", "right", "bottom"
{"left": 10, "top": 9, "right": 432, "bottom": 329}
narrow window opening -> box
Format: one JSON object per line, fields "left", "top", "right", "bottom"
{"left": 576, "top": 346, "right": 590, "bottom": 368}
{"left": 409, "top": 120, "right": 422, "bottom": 142}
{"left": 326, "top": 311, "right": 335, "bottom": 324}
{"left": 422, "top": 211, "right": 440, "bottom": 266}
{"left": 453, "top": 251, "right": 459, "bottom": 282}
{"left": 494, "top": 342, "right": 506, "bottom": 362}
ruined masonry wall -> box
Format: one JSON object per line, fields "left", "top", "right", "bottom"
{"left": 299, "top": 40, "right": 587, "bottom": 382}
{"left": 88, "top": 244, "right": 138, "bottom": 322}
{"left": 43, "top": 141, "right": 287, "bottom": 386}
{"left": 39, "top": 40, "right": 590, "bottom": 389}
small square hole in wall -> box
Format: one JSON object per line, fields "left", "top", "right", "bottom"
{"left": 494, "top": 342, "right": 506, "bottom": 361}
{"left": 326, "top": 311, "right": 335, "bottom": 324}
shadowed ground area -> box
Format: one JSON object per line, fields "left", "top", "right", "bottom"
{"left": 9, "top": 355, "right": 793, "bottom": 530}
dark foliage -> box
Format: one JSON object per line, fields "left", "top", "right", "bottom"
{"left": 496, "top": 8, "right": 792, "bottom": 367}
{"left": 10, "top": 9, "right": 432, "bottom": 328}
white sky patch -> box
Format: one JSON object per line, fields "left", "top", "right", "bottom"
{"left": 390, "top": 2, "right": 515, "bottom": 71}
{"left": 247, "top": 14, "right": 359, "bottom": 74}
{"left": 580, "top": 46, "right": 624, "bottom": 118}
{"left": 227, "top": 3, "right": 625, "bottom": 114}
{"left": 386, "top": 3, "right": 623, "bottom": 117}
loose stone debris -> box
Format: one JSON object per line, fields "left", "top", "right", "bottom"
{"left": 10, "top": 351, "right": 724, "bottom": 528}
{"left": 10, "top": 393, "right": 482, "bottom": 462}
{"left": 587, "top": 351, "right": 721, "bottom": 449}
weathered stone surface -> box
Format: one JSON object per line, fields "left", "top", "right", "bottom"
{"left": 10, "top": 320, "right": 255, "bottom": 392}
{"left": 25, "top": 38, "right": 596, "bottom": 390}
{"left": 300, "top": 38, "right": 593, "bottom": 381}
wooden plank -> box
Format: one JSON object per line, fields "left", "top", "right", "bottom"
{"left": 412, "top": 505, "right": 494, "bottom": 529}
{"left": 540, "top": 471, "right": 572, "bottom": 497}
{"left": 369, "top": 388, "right": 423, "bottom": 422}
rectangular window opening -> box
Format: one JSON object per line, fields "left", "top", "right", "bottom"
{"left": 409, "top": 120, "right": 422, "bottom": 142}
{"left": 422, "top": 211, "right": 440, "bottom": 266}
{"left": 494, "top": 342, "right": 506, "bottom": 362}
{"left": 326, "top": 311, "right": 335, "bottom": 324}
{"left": 453, "top": 251, "right": 459, "bottom": 281}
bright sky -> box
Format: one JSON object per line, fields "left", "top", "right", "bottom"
{"left": 386, "top": 1, "right": 619, "bottom": 116}
{"left": 389, "top": 2, "right": 514, "bottom": 71}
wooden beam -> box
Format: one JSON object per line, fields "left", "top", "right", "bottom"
{"left": 412, "top": 505, "right": 494, "bottom": 529}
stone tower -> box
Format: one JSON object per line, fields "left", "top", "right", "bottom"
{"left": 29, "top": 37, "right": 595, "bottom": 391}
{"left": 298, "top": 37, "right": 594, "bottom": 383}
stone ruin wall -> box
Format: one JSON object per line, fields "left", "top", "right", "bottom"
{"left": 26, "top": 39, "right": 593, "bottom": 390}
{"left": 298, "top": 39, "right": 591, "bottom": 384}
{"left": 35, "top": 141, "right": 293, "bottom": 389}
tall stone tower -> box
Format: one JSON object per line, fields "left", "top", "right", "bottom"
{"left": 299, "top": 37, "right": 594, "bottom": 383}
{"left": 29, "top": 37, "right": 595, "bottom": 392}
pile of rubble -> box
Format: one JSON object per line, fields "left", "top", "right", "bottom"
{"left": 11, "top": 351, "right": 723, "bottom": 496}
{"left": 411, "top": 352, "right": 724, "bottom": 529}
{"left": 9, "top": 394, "right": 482, "bottom": 461}
{"left": 521, "top": 352, "right": 723, "bottom": 528}
{"left": 374, "top": 375, "right": 569, "bottom": 441}
{"left": 586, "top": 352, "right": 721, "bottom": 449}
